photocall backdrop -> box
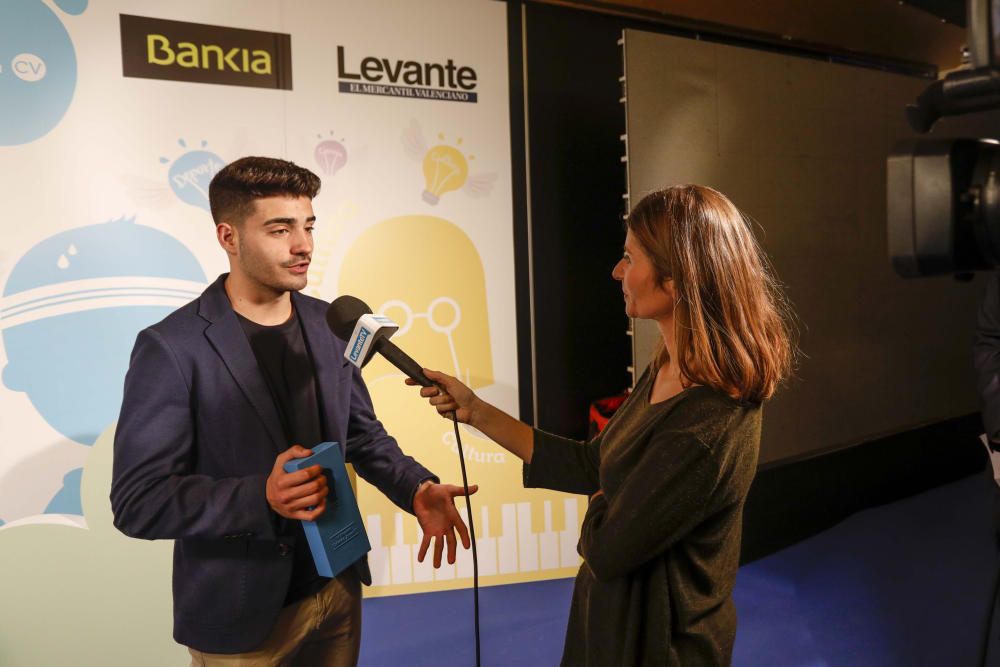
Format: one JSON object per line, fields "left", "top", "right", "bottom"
{"left": 0, "top": 1, "right": 585, "bottom": 663}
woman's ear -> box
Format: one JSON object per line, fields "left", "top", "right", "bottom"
{"left": 660, "top": 277, "right": 677, "bottom": 299}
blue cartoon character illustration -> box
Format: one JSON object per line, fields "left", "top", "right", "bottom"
{"left": 0, "top": 0, "right": 88, "bottom": 146}
{"left": 0, "top": 218, "right": 205, "bottom": 527}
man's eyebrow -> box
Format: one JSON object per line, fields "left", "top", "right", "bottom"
{"left": 262, "top": 216, "right": 317, "bottom": 225}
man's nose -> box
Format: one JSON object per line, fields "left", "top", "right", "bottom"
{"left": 291, "top": 228, "right": 312, "bottom": 254}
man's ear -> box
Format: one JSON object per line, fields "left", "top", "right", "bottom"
{"left": 216, "top": 222, "right": 237, "bottom": 255}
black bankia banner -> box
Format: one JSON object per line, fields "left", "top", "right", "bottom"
{"left": 120, "top": 14, "right": 292, "bottom": 90}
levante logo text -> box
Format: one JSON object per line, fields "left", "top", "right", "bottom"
{"left": 337, "top": 46, "right": 478, "bottom": 103}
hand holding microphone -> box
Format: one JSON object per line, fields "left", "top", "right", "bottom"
{"left": 405, "top": 369, "right": 481, "bottom": 426}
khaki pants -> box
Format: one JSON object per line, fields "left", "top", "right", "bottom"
{"left": 189, "top": 572, "right": 362, "bottom": 667}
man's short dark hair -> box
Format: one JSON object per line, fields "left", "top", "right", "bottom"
{"left": 208, "top": 156, "right": 321, "bottom": 226}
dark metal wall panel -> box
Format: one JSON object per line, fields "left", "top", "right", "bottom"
{"left": 523, "top": 3, "right": 633, "bottom": 438}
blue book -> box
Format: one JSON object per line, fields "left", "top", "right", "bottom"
{"left": 283, "top": 442, "right": 371, "bottom": 578}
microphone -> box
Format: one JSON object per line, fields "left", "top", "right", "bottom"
{"left": 328, "top": 295, "right": 481, "bottom": 665}
{"left": 326, "top": 295, "right": 434, "bottom": 387}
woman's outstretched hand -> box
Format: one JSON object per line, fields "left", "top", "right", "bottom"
{"left": 407, "top": 368, "right": 535, "bottom": 463}
{"left": 406, "top": 369, "right": 479, "bottom": 426}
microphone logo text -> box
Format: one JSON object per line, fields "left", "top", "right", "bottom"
{"left": 349, "top": 327, "right": 370, "bottom": 363}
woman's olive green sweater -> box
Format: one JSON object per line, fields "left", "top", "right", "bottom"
{"left": 525, "top": 368, "right": 761, "bottom": 666}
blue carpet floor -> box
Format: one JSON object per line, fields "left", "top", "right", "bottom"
{"left": 733, "top": 470, "right": 998, "bottom": 667}
{"left": 361, "top": 470, "right": 1000, "bottom": 666}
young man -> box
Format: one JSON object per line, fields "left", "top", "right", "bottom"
{"left": 111, "top": 157, "right": 474, "bottom": 665}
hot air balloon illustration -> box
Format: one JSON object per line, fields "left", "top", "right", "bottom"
{"left": 159, "top": 139, "right": 224, "bottom": 212}
{"left": 314, "top": 132, "right": 348, "bottom": 177}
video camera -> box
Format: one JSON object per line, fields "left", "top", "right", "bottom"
{"left": 889, "top": 0, "right": 1000, "bottom": 278}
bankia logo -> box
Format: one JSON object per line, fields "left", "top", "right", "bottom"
{"left": 119, "top": 14, "right": 292, "bottom": 90}
{"left": 337, "top": 46, "right": 478, "bottom": 103}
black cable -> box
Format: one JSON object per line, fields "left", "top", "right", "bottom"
{"left": 981, "top": 482, "right": 1000, "bottom": 667}
{"left": 449, "top": 411, "right": 481, "bottom": 667}
{"left": 980, "top": 554, "right": 1000, "bottom": 667}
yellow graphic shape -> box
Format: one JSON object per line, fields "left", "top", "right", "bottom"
{"left": 352, "top": 381, "right": 584, "bottom": 598}
{"left": 340, "top": 215, "right": 582, "bottom": 597}
{"left": 340, "top": 215, "right": 492, "bottom": 389}
{"left": 422, "top": 144, "right": 469, "bottom": 205}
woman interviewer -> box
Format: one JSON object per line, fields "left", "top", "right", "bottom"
{"left": 412, "top": 185, "right": 795, "bottom": 666}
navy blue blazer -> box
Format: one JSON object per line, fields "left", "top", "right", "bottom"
{"left": 110, "top": 275, "right": 435, "bottom": 653}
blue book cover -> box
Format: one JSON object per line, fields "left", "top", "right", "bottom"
{"left": 283, "top": 442, "right": 371, "bottom": 578}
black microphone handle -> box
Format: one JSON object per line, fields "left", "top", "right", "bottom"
{"left": 374, "top": 338, "right": 434, "bottom": 387}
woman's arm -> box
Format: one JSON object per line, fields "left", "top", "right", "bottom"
{"left": 579, "top": 430, "right": 719, "bottom": 581}
{"left": 414, "top": 368, "right": 535, "bottom": 462}
{"left": 411, "top": 370, "right": 603, "bottom": 496}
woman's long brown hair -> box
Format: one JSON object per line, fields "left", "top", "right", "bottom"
{"left": 627, "top": 185, "right": 795, "bottom": 403}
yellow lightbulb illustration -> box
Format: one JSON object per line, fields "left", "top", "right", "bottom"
{"left": 422, "top": 144, "right": 468, "bottom": 205}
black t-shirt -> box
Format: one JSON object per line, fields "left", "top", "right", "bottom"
{"left": 237, "top": 309, "right": 327, "bottom": 605}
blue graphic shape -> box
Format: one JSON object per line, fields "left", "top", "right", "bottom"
{"left": 162, "top": 139, "right": 224, "bottom": 211}
{"left": 53, "top": 0, "right": 87, "bottom": 14}
{"left": 3, "top": 217, "right": 204, "bottom": 294}
{"left": 44, "top": 467, "right": 82, "bottom": 515}
{"left": 3, "top": 305, "right": 178, "bottom": 445}
{"left": 2, "top": 218, "right": 205, "bottom": 518}
{"left": 0, "top": 0, "right": 87, "bottom": 146}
